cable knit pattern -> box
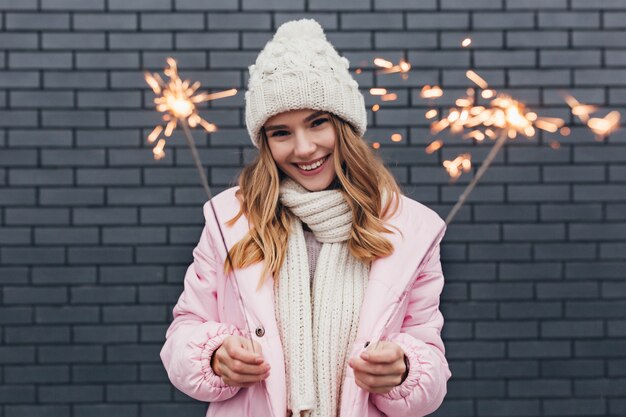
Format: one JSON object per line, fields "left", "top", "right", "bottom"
{"left": 276, "top": 178, "right": 370, "bottom": 417}
{"left": 244, "top": 18, "right": 367, "bottom": 148}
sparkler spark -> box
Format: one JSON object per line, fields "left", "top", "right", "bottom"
{"left": 564, "top": 94, "right": 621, "bottom": 140}
{"left": 144, "top": 57, "right": 237, "bottom": 159}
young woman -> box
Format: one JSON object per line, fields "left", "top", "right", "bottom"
{"left": 160, "top": 18, "right": 451, "bottom": 417}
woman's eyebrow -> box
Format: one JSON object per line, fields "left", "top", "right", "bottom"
{"left": 265, "top": 111, "right": 327, "bottom": 132}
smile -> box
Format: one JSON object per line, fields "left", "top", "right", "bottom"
{"left": 292, "top": 154, "right": 330, "bottom": 175}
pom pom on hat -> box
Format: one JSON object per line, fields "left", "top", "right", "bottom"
{"left": 244, "top": 18, "right": 367, "bottom": 148}
{"left": 274, "top": 18, "right": 327, "bottom": 41}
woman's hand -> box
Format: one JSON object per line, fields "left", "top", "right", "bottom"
{"left": 211, "top": 335, "right": 271, "bottom": 388}
{"left": 348, "top": 341, "right": 409, "bottom": 395}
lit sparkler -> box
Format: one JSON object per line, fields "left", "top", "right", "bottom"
{"left": 144, "top": 60, "right": 261, "bottom": 364}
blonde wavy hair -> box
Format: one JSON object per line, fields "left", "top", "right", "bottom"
{"left": 223, "top": 113, "right": 404, "bottom": 290}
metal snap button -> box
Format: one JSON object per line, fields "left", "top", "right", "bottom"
{"left": 255, "top": 326, "right": 265, "bottom": 337}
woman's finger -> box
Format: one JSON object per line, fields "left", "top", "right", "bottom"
{"left": 226, "top": 338, "right": 264, "bottom": 365}
{"left": 228, "top": 358, "right": 271, "bottom": 376}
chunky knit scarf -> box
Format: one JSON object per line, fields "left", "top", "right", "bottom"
{"left": 276, "top": 178, "right": 370, "bottom": 417}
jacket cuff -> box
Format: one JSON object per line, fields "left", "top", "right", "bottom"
{"left": 200, "top": 328, "right": 240, "bottom": 388}
{"left": 378, "top": 339, "right": 424, "bottom": 400}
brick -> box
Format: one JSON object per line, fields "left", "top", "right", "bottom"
{"left": 475, "top": 204, "right": 538, "bottom": 222}
{"left": 507, "top": 31, "right": 568, "bottom": 48}
{"left": 77, "top": 91, "right": 141, "bottom": 108}
{"left": 473, "top": 12, "right": 534, "bottom": 29}
{"left": 539, "top": 12, "right": 600, "bottom": 28}
{"left": 35, "top": 227, "right": 99, "bottom": 245}
{"left": 175, "top": 0, "right": 237, "bottom": 10}
{"left": 4, "top": 286, "right": 67, "bottom": 304}
{"left": 107, "top": 188, "right": 172, "bottom": 205}
{"left": 470, "top": 243, "right": 532, "bottom": 261}
{"left": 5, "top": 365, "right": 69, "bottom": 383}
{"left": 2, "top": 248, "right": 65, "bottom": 264}
{"left": 541, "top": 203, "right": 603, "bottom": 221}
{"left": 575, "top": 69, "right": 626, "bottom": 86}
{"left": 9, "top": 169, "right": 73, "bottom": 186}
{"left": 40, "top": 188, "right": 104, "bottom": 206}
{"left": 374, "top": 32, "right": 437, "bottom": 49}
{"left": 77, "top": 168, "right": 141, "bottom": 185}
{"left": 44, "top": 71, "right": 108, "bottom": 88}
{"left": 74, "top": 405, "right": 138, "bottom": 417}
{"left": 100, "top": 266, "right": 165, "bottom": 284}
{"left": 41, "top": 149, "right": 106, "bottom": 166}
{"left": 570, "top": 223, "right": 626, "bottom": 241}
{"left": 207, "top": 12, "right": 270, "bottom": 30}
{"left": 76, "top": 129, "right": 141, "bottom": 147}
{"left": 0, "top": 228, "right": 31, "bottom": 245}
{"left": 5, "top": 325, "right": 70, "bottom": 344}
{"left": 42, "top": 33, "right": 105, "bottom": 50}
{"left": 507, "top": 185, "right": 570, "bottom": 202}
{"left": 340, "top": 13, "right": 402, "bottom": 30}
{"left": 407, "top": 51, "right": 470, "bottom": 68}
{"left": 476, "top": 320, "right": 537, "bottom": 338}
{"left": 6, "top": 208, "right": 69, "bottom": 225}
{"left": 500, "top": 262, "right": 561, "bottom": 280}
{"left": 573, "top": 31, "right": 626, "bottom": 47}
{"left": 110, "top": 0, "right": 170, "bottom": 10}
{"left": 32, "top": 266, "right": 97, "bottom": 285}
{"left": 543, "top": 165, "right": 605, "bottom": 182}
{"left": 474, "top": 51, "right": 535, "bottom": 68}
{"left": 10, "top": 91, "right": 74, "bottom": 108}
{"left": 42, "top": 0, "right": 104, "bottom": 10}
{"left": 506, "top": 0, "right": 567, "bottom": 8}
{"left": 0, "top": 189, "right": 36, "bottom": 205}
{"left": 575, "top": 185, "right": 626, "bottom": 201}
{"left": 0, "top": 71, "right": 39, "bottom": 88}
{"left": 107, "top": 383, "right": 170, "bottom": 401}
{"left": 407, "top": 12, "right": 469, "bottom": 29}
{"left": 71, "top": 286, "right": 136, "bottom": 304}
{"left": 175, "top": 32, "right": 238, "bottom": 50}
{"left": 503, "top": 224, "right": 566, "bottom": 241}
{"left": 441, "top": 31, "right": 504, "bottom": 49}
{"left": 73, "top": 364, "right": 138, "bottom": 382}
{"left": 42, "top": 111, "right": 106, "bottom": 128}
{"left": 0, "top": 111, "right": 38, "bottom": 127}
{"left": 143, "top": 51, "right": 207, "bottom": 69}
{"left": 6, "top": 13, "right": 70, "bottom": 30}
{"left": 9, "top": 52, "right": 72, "bottom": 69}
{"left": 36, "top": 306, "right": 100, "bottom": 323}
{"left": 76, "top": 52, "right": 139, "bottom": 69}
{"left": 39, "top": 385, "right": 103, "bottom": 403}
{"left": 102, "top": 227, "right": 167, "bottom": 244}
{"left": 103, "top": 306, "right": 166, "bottom": 323}
{"left": 4, "top": 406, "right": 69, "bottom": 417}
{"left": 141, "top": 13, "right": 204, "bottom": 30}
{"left": 0, "top": 33, "right": 39, "bottom": 49}
{"left": 39, "top": 345, "right": 103, "bottom": 363}
{"left": 0, "top": 0, "right": 37, "bottom": 9}
{"left": 109, "top": 33, "right": 173, "bottom": 50}
{"left": 74, "top": 13, "right": 137, "bottom": 30}
{"left": 68, "top": 247, "right": 133, "bottom": 264}
{"left": 441, "top": 0, "right": 503, "bottom": 9}
{"left": 534, "top": 243, "right": 596, "bottom": 260}
{"left": 74, "top": 325, "right": 137, "bottom": 343}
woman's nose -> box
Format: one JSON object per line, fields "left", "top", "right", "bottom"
{"left": 293, "top": 131, "right": 315, "bottom": 157}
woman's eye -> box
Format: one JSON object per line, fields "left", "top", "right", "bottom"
{"left": 270, "top": 118, "right": 327, "bottom": 137}
{"left": 312, "top": 118, "right": 328, "bottom": 127}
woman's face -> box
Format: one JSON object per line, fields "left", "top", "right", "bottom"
{"left": 264, "top": 109, "right": 337, "bottom": 192}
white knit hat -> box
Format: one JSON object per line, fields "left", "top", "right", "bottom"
{"left": 245, "top": 18, "right": 368, "bottom": 148}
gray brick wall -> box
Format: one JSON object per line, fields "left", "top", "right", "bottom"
{"left": 1, "top": 1, "right": 625, "bottom": 416}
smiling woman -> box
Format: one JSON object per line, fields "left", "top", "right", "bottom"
{"left": 160, "top": 17, "right": 451, "bottom": 417}
{"left": 263, "top": 109, "right": 337, "bottom": 192}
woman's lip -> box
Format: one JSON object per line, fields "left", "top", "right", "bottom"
{"left": 292, "top": 154, "right": 329, "bottom": 166}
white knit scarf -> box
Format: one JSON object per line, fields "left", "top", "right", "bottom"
{"left": 276, "top": 177, "right": 370, "bottom": 417}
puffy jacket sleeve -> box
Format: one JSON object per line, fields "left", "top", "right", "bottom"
{"left": 160, "top": 216, "right": 244, "bottom": 402}
{"left": 370, "top": 227, "right": 451, "bottom": 417}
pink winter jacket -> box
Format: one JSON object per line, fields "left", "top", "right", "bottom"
{"left": 160, "top": 185, "right": 451, "bottom": 417}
